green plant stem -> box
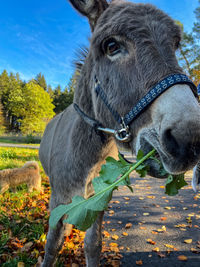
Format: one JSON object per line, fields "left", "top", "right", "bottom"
{"left": 87, "top": 149, "right": 156, "bottom": 202}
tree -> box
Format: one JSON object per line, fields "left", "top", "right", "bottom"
{"left": 9, "top": 80, "right": 55, "bottom": 134}
{"left": 52, "top": 72, "right": 77, "bottom": 114}
{"left": 0, "top": 102, "right": 5, "bottom": 134}
{"left": 0, "top": 70, "right": 9, "bottom": 98}
{"left": 176, "top": 2, "right": 200, "bottom": 85}
{"left": 193, "top": 0, "right": 200, "bottom": 40}
{"left": 47, "top": 85, "right": 54, "bottom": 98}
{"left": 35, "top": 72, "right": 47, "bottom": 91}
{"left": 192, "top": 0, "right": 200, "bottom": 84}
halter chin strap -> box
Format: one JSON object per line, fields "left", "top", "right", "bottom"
{"left": 74, "top": 73, "right": 198, "bottom": 143}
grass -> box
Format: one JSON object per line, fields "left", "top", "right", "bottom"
{"left": 0, "top": 147, "right": 86, "bottom": 267}
{"left": 0, "top": 135, "right": 41, "bottom": 145}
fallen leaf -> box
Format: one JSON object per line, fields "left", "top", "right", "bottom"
{"left": 165, "top": 244, "right": 174, "bottom": 249}
{"left": 184, "top": 239, "right": 192, "bottom": 244}
{"left": 125, "top": 223, "right": 132, "bottom": 229}
{"left": 157, "top": 226, "right": 166, "bottom": 232}
{"left": 123, "top": 197, "right": 130, "bottom": 200}
{"left": 174, "top": 224, "right": 187, "bottom": 228}
{"left": 136, "top": 260, "right": 143, "bottom": 265}
{"left": 109, "top": 242, "right": 118, "bottom": 247}
{"left": 152, "top": 247, "right": 160, "bottom": 252}
{"left": 143, "top": 213, "right": 150, "bottom": 216}
{"left": 191, "top": 248, "right": 199, "bottom": 253}
{"left": 112, "top": 234, "right": 119, "bottom": 240}
{"left": 146, "top": 239, "right": 156, "bottom": 245}
{"left": 160, "top": 217, "right": 167, "bottom": 221}
{"left": 109, "top": 210, "right": 115, "bottom": 214}
{"left": 103, "top": 231, "right": 110, "bottom": 238}
{"left": 178, "top": 255, "right": 187, "bottom": 261}
{"left": 122, "top": 232, "right": 128, "bottom": 236}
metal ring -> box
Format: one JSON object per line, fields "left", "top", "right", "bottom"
{"left": 114, "top": 128, "right": 132, "bottom": 142}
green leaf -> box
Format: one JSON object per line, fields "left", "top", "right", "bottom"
{"left": 98, "top": 156, "right": 129, "bottom": 184}
{"left": 118, "top": 153, "right": 131, "bottom": 166}
{"left": 50, "top": 195, "right": 99, "bottom": 231}
{"left": 49, "top": 149, "right": 156, "bottom": 231}
{"left": 165, "top": 174, "right": 188, "bottom": 196}
{"left": 137, "top": 149, "right": 144, "bottom": 160}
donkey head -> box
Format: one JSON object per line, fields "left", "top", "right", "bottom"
{"left": 70, "top": 0, "right": 200, "bottom": 176}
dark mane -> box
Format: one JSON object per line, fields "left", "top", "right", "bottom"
{"left": 74, "top": 46, "right": 89, "bottom": 73}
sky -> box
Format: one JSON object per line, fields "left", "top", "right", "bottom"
{"left": 0, "top": 0, "right": 199, "bottom": 90}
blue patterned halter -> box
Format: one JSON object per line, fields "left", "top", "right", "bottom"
{"left": 74, "top": 73, "right": 198, "bottom": 142}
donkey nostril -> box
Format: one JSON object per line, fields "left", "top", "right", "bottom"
{"left": 162, "top": 128, "right": 179, "bottom": 156}
{"left": 162, "top": 128, "right": 200, "bottom": 161}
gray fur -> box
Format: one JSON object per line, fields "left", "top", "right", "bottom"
{"left": 39, "top": 1, "right": 200, "bottom": 266}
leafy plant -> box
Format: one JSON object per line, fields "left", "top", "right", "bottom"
{"left": 50, "top": 149, "right": 188, "bottom": 231}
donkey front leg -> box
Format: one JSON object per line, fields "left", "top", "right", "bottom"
{"left": 42, "top": 218, "right": 68, "bottom": 267}
{"left": 84, "top": 211, "right": 104, "bottom": 267}
{"left": 42, "top": 194, "right": 72, "bottom": 267}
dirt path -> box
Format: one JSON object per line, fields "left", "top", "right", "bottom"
{"left": 102, "top": 156, "right": 200, "bottom": 266}
{"left": 0, "top": 142, "right": 39, "bottom": 149}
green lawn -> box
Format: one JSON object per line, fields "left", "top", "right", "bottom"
{"left": 0, "top": 135, "right": 41, "bottom": 145}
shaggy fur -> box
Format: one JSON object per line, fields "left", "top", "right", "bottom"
{"left": 0, "top": 161, "right": 41, "bottom": 193}
{"left": 39, "top": 1, "right": 200, "bottom": 266}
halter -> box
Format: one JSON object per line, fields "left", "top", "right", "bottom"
{"left": 74, "top": 73, "right": 198, "bottom": 142}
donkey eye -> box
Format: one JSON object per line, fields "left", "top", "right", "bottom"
{"left": 103, "top": 38, "right": 121, "bottom": 56}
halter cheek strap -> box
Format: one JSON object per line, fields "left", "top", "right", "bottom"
{"left": 74, "top": 73, "right": 198, "bottom": 143}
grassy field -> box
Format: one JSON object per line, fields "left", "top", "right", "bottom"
{"left": 0, "top": 147, "right": 86, "bottom": 267}
{"left": 0, "top": 135, "right": 41, "bottom": 145}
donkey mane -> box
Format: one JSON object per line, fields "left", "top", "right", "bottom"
{"left": 74, "top": 45, "right": 89, "bottom": 73}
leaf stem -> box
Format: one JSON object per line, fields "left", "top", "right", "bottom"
{"left": 88, "top": 149, "right": 156, "bottom": 202}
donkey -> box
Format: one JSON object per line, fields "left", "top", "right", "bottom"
{"left": 39, "top": 0, "right": 200, "bottom": 266}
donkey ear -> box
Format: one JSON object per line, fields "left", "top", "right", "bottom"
{"left": 69, "top": 0, "right": 108, "bottom": 31}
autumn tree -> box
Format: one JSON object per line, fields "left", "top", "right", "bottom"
{"left": 9, "top": 80, "right": 55, "bottom": 134}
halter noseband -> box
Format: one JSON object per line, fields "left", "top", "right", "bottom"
{"left": 74, "top": 73, "right": 198, "bottom": 143}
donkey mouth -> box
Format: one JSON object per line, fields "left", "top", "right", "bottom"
{"left": 138, "top": 140, "right": 168, "bottom": 179}
{"left": 139, "top": 138, "right": 198, "bottom": 178}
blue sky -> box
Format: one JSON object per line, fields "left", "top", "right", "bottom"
{"left": 0, "top": 0, "right": 199, "bottom": 89}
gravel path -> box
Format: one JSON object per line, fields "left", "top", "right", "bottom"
{"left": 102, "top": 155, "right": 200, "bottom": 266}
{"left": 0, "top": 142, "right": 39, "bottom": 149}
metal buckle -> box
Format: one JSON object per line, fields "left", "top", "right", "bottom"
{"left": 114, "top": 118, "right": 132, "bottom": 142}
